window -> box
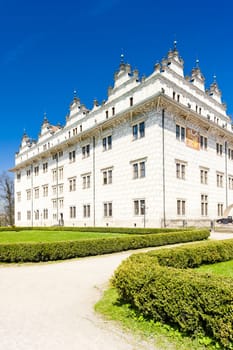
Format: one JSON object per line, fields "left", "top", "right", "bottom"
{"left": 102, "top": 135, "right": 112, "bottom": 151}
{"left": 43, "top": 209, "right": 48, "bottom": 220}
{"left": 52, "top": 186, "right": 57, "bottom": 196}
{"left": 26, "top": 169, "right": 31, "bottom": 178}
{"left": 200, "top": 168, "right": 208, "bottom": 184}
{"left": 35, "top": 210, "right": 39, "bottom": 220}
{"left": 52, "top": 199, "right": 57, "bottom": 209}
{"left": 132, "top": 160, "right": 146, "bottom": 179}
{"left": 73, "top": 127, "right": 78, "bottom": 136}
{"left": 82, "top": 144, "right": 90, "bottom": 158}
{"left": 59, "top": 199, "right": 64, "bottom": 209}
{"left": 70, "top": 206, "right": 76, "bottom": 218}
{"left": 69, "top": 150, "right": 76, "bottom": 163}
{"left": 26, "top": 189, "right": 31, "bottom": 200}
{"left": 27, "top": 211, "right": 31, "bottom": 220}
{"left": 17, "top": 172, "right": 21, "bottom": 182}
{"left": 82, "top": 174, "right": 91, "bottom": 189}
{"left": 17, "top": 212, "right": 21, "bottom": 221}
{"left": 133, "top": 199, "right": 145, "bottom": 215}
{"left": 176, "top": 161, "right": 186, "bottom": 180}
{"left": 228, "top": 148, "right": 233, "bottom": 160}
{"left": 59, "top": 167, "right": 63, "bottom": 180}
{"left": 217, "top": 203, "right": 223, "bottom": 217}
{"left": 102, "top": 168, "right": 113, "bottom": 185}
{"left": 217, "top": 173, "right": 223, "bottom": 187}
{"left": 201, "top": 194, "right": 208, "bottom": 216}
{"left": 34, "top": 166, "right": 39, "bottom": 176}
{"left": 17, "top": 192, "right": 21, "bottom": 202}
{"left": 216, "top": 143, "right": 223, "bottom": 156}
{"left": 105, "top": 110, "right": 109, "bottom": 119}
{"left": 176, "top": 124, "right": 185, "bottom": 141}
{"left": 52, "top": 169, "right": 57, "bottom": 182}
{"left": 200, "top": 136, "right": 208, "bottom": 150}
{"left": 132, "top": 121, "right": 145, "bottom": 140}
{"left": 43, "top": 162, "right": 48, "bottom": 173}
{"left": 59, "top": 184, "right": 63, "bottom": 194}
{"left": 69, "top": 178, "right": 76, "bottom": 191}
{"left": 130, "top": 97, "right": 133, "bottom": 106}
{"left": 229, "top": 176, "right": 233, "bottom": 190}
{"left": 43, "top": 185, "right": 48, "bottom": 197}
{"left": 177, "top": 199, "right": 186, "bottom": 216}
{"left": 34, "top": 187, "right": 39, "bottom": 199}
{"left": 83, "top": 204, "right": 91, "bottom": 218}
{"left": 103, "top": 202, "right": 112, "bottom": 217}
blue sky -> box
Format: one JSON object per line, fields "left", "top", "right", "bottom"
{"left": 1, "top": 0, "right": 233, "bottom": 174}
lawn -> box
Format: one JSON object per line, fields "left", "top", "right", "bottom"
{"left": 0, "top": 230, "right": 129, "bottom": 243}
{"left": 197, "top": 259, "right": 233, "bottom": 277}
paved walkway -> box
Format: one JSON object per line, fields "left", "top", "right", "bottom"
{"left": 0, "top": 231, "right": 232, "bottom": 350}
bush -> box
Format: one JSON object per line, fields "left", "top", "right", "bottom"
{"left": 0, "top": 229, "right": 209, "bottom": 263}
{"left": 0, "top": 226, "right": 194, "bottom": 234}
{"left": 112, "top": 239, "right": 233, "bottom": 348}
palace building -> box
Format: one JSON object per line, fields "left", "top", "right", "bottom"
{"left": 12, "top": 43, "right": 233, "bottom": 227}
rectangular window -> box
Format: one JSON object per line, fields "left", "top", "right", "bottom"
{"left": 43, "top": 162, "right": 48, "bottom": 173}
{"left": 17, "top": 212, "right": 21, "bottom": 221}
{"left": 200, "top": 169, "right": 208, "bottom": 184}
{"left": 43, "top": 209, "right": 48, "bottom": 220}
{"left": 69, "top": 178, "right": 76, "bottom": 191}
{"left": 26, "top": 169, "right": 31, "bottom": 178}
{"left": 34, "top": 166, "right": 39, "bottom": 176}
{"left": 217, "top": 203, "right": 223, "bottom": 217}
{"left": 69, "top": 150, "right": 76, "bottom": 163}
{"left": 132, "top": 121, "right": 145, "bottom": 140}
{"left": 52, "top": 169, "right": 57, "bottom": 182}
{"left": 177, "top": 199, "right": 186, "bottom": 215}
{"left": 82, "top": 144, "right": 90, "bottom": 158}
{"left": 17, "top": 192, "right": 21, "bottom": 202}
{"left": 83, "top": 204, "right": 91, "bottom": 218}
{"left": 201, "top": 194, "right": 208, "bottom": 216}
{"left": 229, "top": 176, "right": 233, "bottom": 190}
{"left": 132, "top": 160, "right": 146, "bottom": 179}
{"left": 82, "top": 174, "right": 91, "bottom": 189}
{"left": 59, "top": 184, "right": 63, "bottom": 194}
{"left": 70, "top": 206, "right": 76, "bottom": 218}
{"left": 130, "top": 97, "right": 133, "bottom": 106}
{"left": 102, "top": 135, "right": 112, "bottom": 151}
{"left": 103, "top": 202, "right": 112, "bottom": 217}
{"left": 217, "top": 173, "right": 223, "bottom": 187}
{"left": 176, "top": 162, "right": 186, "bottom": 180}
{"left": 34, "top": 187, "right": 39, "bottom": 199}
{"left": 216, "top": 143, "right": 223, "bottom": 156}
{"left": 176, "top": 124, "right": 185, "bottom": 142}
{"left": 17, "top": 172, "right": 21, "bottom": 182}
{"left": 200, "top": 136, "right": 208, "bottom": 150}
{"left": 102, "top": 169, "right": 113, "bottom": 185}
{"left": 59, "top": 167, "right": 63, "bottom": 180}
{"left": 59, "top": 199, "right": 64, "bottom": 209}
{"left": 43, "top": 185, "right": 48, "bottom": 197}
{"left": 52, "top": 199, "right": 57, "bottom": 209}
{"left": 133, "top": 199, "right": 145, "bottom": 215}
{"left": 27, "top": 210, "right": 31, "bottom": 221}
{"left": 35, "top": 210, "right": 39, "bottom": 220}
{"left": 26, "top": 189, "right": 31, "bottom": 200}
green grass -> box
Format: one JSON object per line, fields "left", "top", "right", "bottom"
{"left": 95, "top": 287, "right": 222, "bottom": 350}
{"left": 198, "top": 259, "right": 233, "bottom": 277}
{"left": 0, "top": 230, "right": 128, "bottom": 243}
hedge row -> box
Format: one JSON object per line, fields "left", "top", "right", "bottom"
{"left": 112, "top": 240, "right": 233, "bottom": 348}
{"left": 0, "top": 226, "right": 193, "bottom": 234}
{"left": 0, "top": 229, "right": 209, "bottom": 263}
{"left": 148, "top": 239, "right": 233, "bottom": 268}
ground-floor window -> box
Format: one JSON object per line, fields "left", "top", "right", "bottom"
{"left": 201, "top": 194, "right": 208, "bottom": 216}
{"left": 217, "top": 203, "right": 223, "bottom": 217}
{"left": 27, "top": 210, "right": 31, "bottom": 220}
{"left": 70, "top": 206, "right": 76, "bottom": 218}
{"left": 177, "top": 199, "right": 186, "bottom": 215}
{"left": 83, "top": 204, "right": 91, "bottom": 218}
{"left": 133, "top": 199, "right": 145, "bottom": 215}
{"left": 103, "top": 202, "right": 112, "bottom": 217}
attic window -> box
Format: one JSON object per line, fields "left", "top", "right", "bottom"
{"left": 106, "top": 111, "right": 109, "bottom": 119}
{"left": 130, "top": 97, "right": 133, "bottom": 106}
{"left": 112, "top": 107, "right": 115, "bottom": 116}
{"left": 177, "top": 94, "right": 180, "bottom": 102}
{"left": 173, "top": 91, "right": 176, "bottom": 100}
{"left": 80, "top": 125, "right": 82, "bottom": 132}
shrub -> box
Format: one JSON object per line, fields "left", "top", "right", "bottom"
{"left": 112, "top": 239, "right": 233, "bottom": 348}
{"left": 0, "top": 229, "right": 209, "bottom": 263}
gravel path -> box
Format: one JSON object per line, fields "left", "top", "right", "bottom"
{"left": 0, "top": 231, "right": 232, "bottom": 350}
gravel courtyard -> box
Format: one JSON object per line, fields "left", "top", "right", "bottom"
{"left": 0, "top": 231, "right": 232, "bottom": 350}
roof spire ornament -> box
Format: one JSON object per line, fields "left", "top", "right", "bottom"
{"left": 173, "top": 39, "right": 177, "bottom": 50}
{"left": 195, "top": 58, "right": 200, "bottom": 68}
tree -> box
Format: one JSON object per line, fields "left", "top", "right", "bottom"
{"left": 0, "top": 172, "right": 14, "bottom": 226}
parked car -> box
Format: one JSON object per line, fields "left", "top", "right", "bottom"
{"left": 216, "top": 216, "right": 233, "bottom": 224}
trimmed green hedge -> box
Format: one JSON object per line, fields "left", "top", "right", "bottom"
{"left": 0, "top": 226, "right": 194, "bottom": 234}
{"left": 148, "top": 239, "right": 233, "bottom": 268}
{"left": 112, "top": 240, "right": 233, "bottom": 349}
{"left": 0, "top": 229, "right": 209, "bottom": 263}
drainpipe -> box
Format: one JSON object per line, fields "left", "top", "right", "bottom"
{"left": 225, "top": 141, "right": 228, "bottom": 208}
{"left": 162, "top": 109, "right": 166, "bottom": 227}
{"left": 93, "top": 136, "right": 96, "bottom": 227}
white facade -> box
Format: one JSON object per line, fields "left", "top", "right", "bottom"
{"left": 12, "top": 45, "right": 233, "bottom": 227}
